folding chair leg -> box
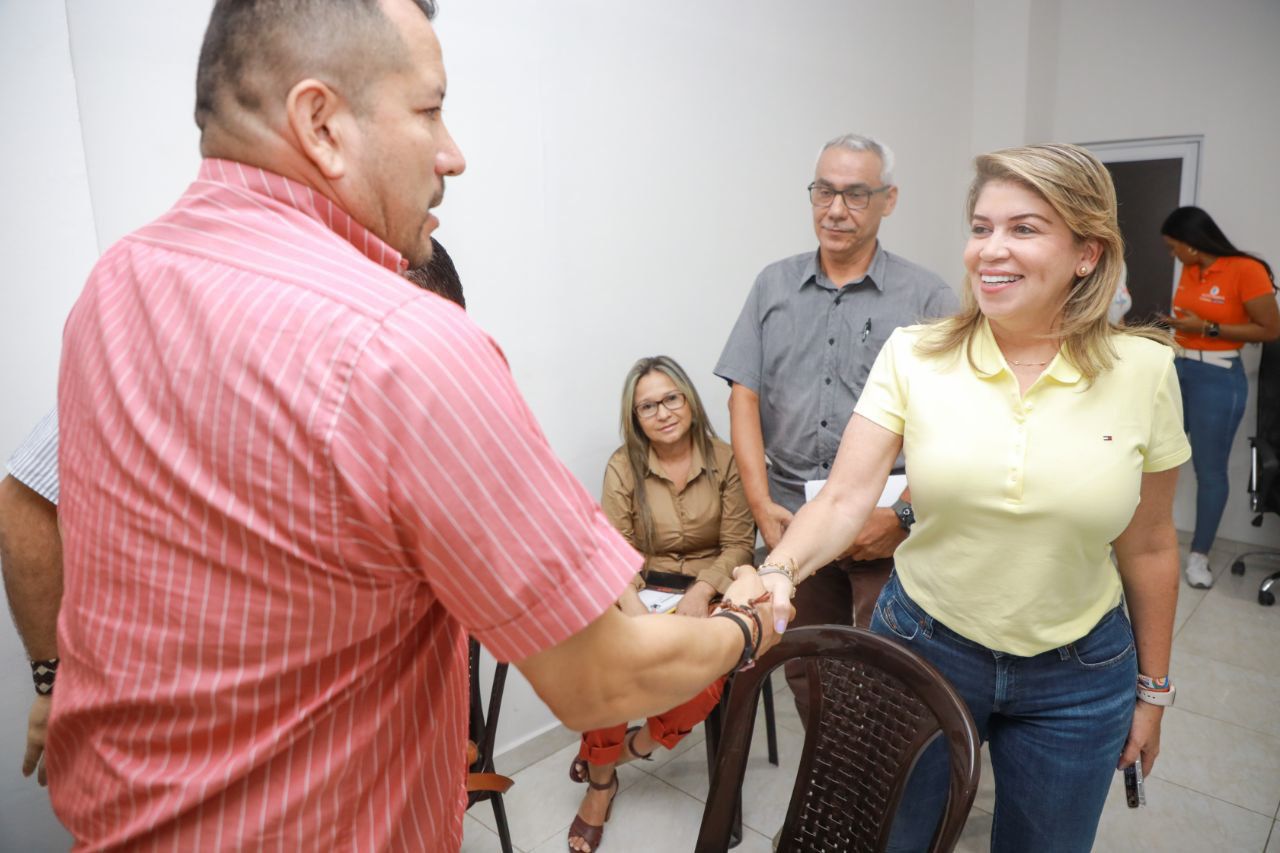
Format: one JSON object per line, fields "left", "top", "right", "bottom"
{"left": 762, "top": 674, "right": 779, "bottom": 766}
{"left": 490, "top": 794, "right": 514, "bottom": 853}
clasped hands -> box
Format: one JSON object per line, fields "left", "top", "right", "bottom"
{"left": 714, "top": 565, "right": 794, "bottom": 664}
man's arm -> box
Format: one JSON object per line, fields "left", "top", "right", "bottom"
{"left": 0, "top": 475, "right": 63, "bottom": 785}
{"left": 515, "top": 568, "right": 783, "bottom": 732}
{"left": 727, "top": 383, "right": 793, "bottom": 549}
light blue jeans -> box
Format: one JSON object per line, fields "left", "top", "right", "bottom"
{"left": 1176, "top": 355, "right": 1249, "bottom": 554}
{"left": 871, "top": 573, "right": 1136, "bottom": 853}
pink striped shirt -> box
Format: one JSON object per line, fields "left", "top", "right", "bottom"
{"left": 49, "top": 159, "right": 639, "bottom": 851}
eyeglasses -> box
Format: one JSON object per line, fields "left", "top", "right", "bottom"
{"left": 635, "top": 391, "right": 687, "bottom": 419}
{"left": 808, "top": 182, "right": 892, "bottom": 211}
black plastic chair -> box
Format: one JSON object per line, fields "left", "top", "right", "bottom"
{"left": 1230, "top": 338, "right": 1280, "bottom": 605}
{"left": 696, "top": 625, "right": 980, "bottom": 853}
{"left": 466, "top": 637, "right": 514, "bottom": 852}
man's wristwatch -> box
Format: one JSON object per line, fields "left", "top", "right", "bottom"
{"left": 891, "top": 497, "right": 915, "bottom": 531}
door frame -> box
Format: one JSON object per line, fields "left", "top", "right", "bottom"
{"left": 1081, "top": 135, "right": 1204, "bottom": 302}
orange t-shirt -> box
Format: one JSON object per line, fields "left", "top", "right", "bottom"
{"left": 1172, "top": 255, "right": 1274, "bottom": 351}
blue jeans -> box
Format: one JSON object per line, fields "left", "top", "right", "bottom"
{"left": 871, "top": 573, "right": 1136, "bottom": 853}
{"left": 1176, "top": 356, "right": 1248, "bottom": 553}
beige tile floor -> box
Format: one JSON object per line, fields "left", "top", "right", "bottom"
{"left": 463, "top": 535, "right": 1280, "bottom": 852}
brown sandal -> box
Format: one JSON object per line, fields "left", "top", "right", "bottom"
{"left": 567, "top": 769, "right": 619, "bottom": 852}
{"left": 569, "top": 726, "right": 653, "bottom": 783}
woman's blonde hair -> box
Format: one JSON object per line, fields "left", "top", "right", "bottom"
{"left": 919, "top": 143, "right": 1168, "bottom": 378}
{"left": 618, "top": 356, "right": 719, "bottom": 554}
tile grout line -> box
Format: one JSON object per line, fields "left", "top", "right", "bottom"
{"left": 1150, "top": 763, "right": 1280, "bottom": 820}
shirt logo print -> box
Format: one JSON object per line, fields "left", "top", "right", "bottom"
{"left": 1102, "top": 435, "right": 1113, "bottom": 442}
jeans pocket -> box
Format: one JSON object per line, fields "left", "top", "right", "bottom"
{"left": 1068, "top": 608, "right": 1135, "bottom": 669}
{"left": 877, "top": 593, "right": 921, "bottom": 642}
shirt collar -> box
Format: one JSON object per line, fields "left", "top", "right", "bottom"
{"left": 971, "top": 319, "right": 1083, "bottom": 386}
{"left": 196, "top": 158, "right": 408, "bottom": 275}
{"left": 800, "top": 242, "right": 887, "bottom": 292}
{"left": 646, "top": 440, "right": 706, "bottom": 484}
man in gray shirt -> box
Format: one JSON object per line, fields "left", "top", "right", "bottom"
{"left": 714, "top": 133, "right": 957, "bottom": 719}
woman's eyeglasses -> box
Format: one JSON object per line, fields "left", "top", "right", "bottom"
{"left": 635, "top": 391, "right": 687, "bottom": 419}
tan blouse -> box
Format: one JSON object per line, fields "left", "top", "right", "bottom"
{"left": 600, "top": 437, "right": 756, "bottom": 595}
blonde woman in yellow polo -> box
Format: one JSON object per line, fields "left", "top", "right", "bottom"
{"left": 751, "top": 144, "right": 1189, "bottom": 853}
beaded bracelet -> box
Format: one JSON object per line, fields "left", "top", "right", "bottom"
{"left": 30, "top": 658, "right": 59, "bottom": 696}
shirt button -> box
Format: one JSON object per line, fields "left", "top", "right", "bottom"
{"left": 828, "top": 338, "right": 835, "bottom": 345}
{"left": 820, "top": 420, "right": 828, "bottom": 428}
{"left": 825, "top": 377, "right": 832, "bottom": 385}
{"left": 822, "top": 462, "right": 830, "bottom": 470}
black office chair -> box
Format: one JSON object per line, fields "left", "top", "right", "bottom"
{"left": 1229, "top": 338, "right": 1280, "bottom": 605}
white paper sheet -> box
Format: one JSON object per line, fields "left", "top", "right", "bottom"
{"left": 637, "top": 589, "right": 684, "bottom": 614}
{"left": 804, "top": 473, "right": 907, "bottom": 507}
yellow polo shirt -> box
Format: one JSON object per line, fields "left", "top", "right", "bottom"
{"left": 855, "top": 321, "right": 1191, "bottom": 656}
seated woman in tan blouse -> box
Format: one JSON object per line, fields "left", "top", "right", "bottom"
{"left": 567, "top": 355, "right": 755, "bottom": 853}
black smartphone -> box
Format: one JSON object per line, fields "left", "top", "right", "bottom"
{"left": 1124, "top": 762, "right": 1146, "bottom": 808}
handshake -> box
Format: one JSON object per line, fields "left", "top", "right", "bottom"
{"left": 708, "top": 565, "right": 797, "bottom": 673}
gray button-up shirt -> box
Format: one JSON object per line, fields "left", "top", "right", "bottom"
{"left": 714, "top": 244, "right": 957, "bottom": 513}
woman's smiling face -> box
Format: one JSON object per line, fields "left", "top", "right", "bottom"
{"left": 964, "top": 179, "right": 1099, "bottom": 334}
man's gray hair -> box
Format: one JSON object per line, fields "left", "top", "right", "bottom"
{"left": 817, "top": 133, "right": 896, "bottom": 186}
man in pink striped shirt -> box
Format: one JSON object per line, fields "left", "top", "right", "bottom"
{"left": 47, "top": 1, "right": 782, "bottom": 850}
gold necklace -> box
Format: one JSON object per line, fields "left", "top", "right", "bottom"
{"left": 1009, "top": 358, "right": 1051, "bottom": 366}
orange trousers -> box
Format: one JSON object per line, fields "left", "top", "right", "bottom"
{"left": 577, "top": 676, "right": 726, "bottom": 766}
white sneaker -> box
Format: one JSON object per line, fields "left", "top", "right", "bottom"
{"left": 1185, "top": 552, "right": 1214, "bottom": 589}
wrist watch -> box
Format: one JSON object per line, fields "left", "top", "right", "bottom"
{"left": 1205, "top": 321, "right": 1221, "bottom": 338}
{"left": 891, "top": 497, "right": 915, "bottom": 531}
{"left": 1137, "top": 683, "right": 1176, "bottom": 706}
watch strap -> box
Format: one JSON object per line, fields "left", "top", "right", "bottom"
{"left": 1137, "top": 684, "right": 1175, "bottom": 707}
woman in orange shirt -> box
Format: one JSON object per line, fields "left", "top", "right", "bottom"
{"left": 1159, "top": 207, "right": 1280, "bottom": 588}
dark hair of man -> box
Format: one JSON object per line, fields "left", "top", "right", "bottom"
{"left": 194, "top": 0, "right": 438, "bottom": 132}
{"left": 404, "top": 239, "right": 465, "bottom": 309}
{"left": 1161, "top": 205, "right": 1274, "bottom": 283}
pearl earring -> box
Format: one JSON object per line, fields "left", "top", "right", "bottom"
{"left": 1078, "top": 266, "right": 1089, "bottom": 276}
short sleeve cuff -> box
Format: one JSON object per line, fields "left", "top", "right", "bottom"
{"left": 469, "top": 512, "right": 642, "bottom": 663}
{"left": 6, "top": 409, "right": 60, "bottom": 504}
{"left": 1142, "top": 445, "right": 1192, "bottom": 474}
{"left": 852, "top": 402, "right": 905, "bottom": 436}
{"left": 712, "top": 364, "right": 760, "bottom": 394}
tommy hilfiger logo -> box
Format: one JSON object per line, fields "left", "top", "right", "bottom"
{"left": 1102, "top": 435, "right": 1113, "bottom": 441}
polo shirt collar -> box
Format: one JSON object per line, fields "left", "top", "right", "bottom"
{"left": 971, "top": 319, "right": 1083, "bottom": 386}
{"left": 800, "top": 242, "right": 887, "bottom": 292}
{"left": 197, "top": 158, "right": 409, "bottom": 275}
{"left": 646, "top": 440, "right": 706, "bottom": 484}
